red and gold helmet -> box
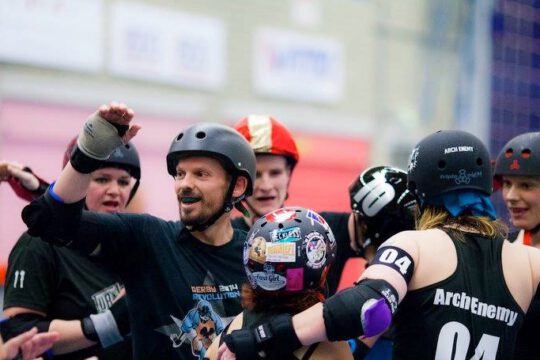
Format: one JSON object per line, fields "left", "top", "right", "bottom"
{"left": 234, "top": 115, "right": 299, "bottom": 169}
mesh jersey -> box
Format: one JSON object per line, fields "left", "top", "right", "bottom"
{"left": 393, "top": 230, "right": 524, "bottom": 360}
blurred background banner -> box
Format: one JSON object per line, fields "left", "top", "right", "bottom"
{"left": 1, "top": 0, "right": 540, "bottom": 279}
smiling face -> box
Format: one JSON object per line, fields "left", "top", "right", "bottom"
{"left": 245, "top": 155, "right": 292, "bottom": 218}
{"left": 85, "top": 168, "right": 133, "bottom": 213}
{"left": 173, "top": 156, "right": 230, "bottom": 226}
{"left": 502, "top": 175, "right": 540, "bottom": 231}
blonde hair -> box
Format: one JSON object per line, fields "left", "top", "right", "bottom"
{"left": 417, "top": 206, "right": 507, "bottom": 241}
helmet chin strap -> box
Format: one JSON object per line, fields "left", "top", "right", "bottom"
{"left": 185, "top": 175, "right": 238, "bottom": 233}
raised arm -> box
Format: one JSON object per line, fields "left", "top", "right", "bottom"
{"left": 0, "top": 161, "right": 49, "bottom": 202}
{"left": 52, "top": 102, "right": 140, "bottom": 203}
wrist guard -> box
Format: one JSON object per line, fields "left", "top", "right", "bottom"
{"left": 223, "top": 314, "right": 302, "bottom": 360}
{"left": 82, "top": 310, "right": 124, "bottom": 347}
{"left": 77, "top": 112, "right": 129, "bottom": 160}
{"left": 323, "top": 278, "right": 397, "bottom": 341}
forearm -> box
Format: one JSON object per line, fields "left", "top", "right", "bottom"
{"left": 49, "top": 319, "right": 95, "bottom": 355}
{"left": 292, "top": 303, "right": 327, "bottom": 345}
{"left": 52, "top": 163, "right": 91, "bottom": 203}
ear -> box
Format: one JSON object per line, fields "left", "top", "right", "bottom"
{"left": 232, "top": 176, "right": 248, "bottom": 198}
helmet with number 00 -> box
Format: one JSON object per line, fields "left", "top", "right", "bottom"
{"left": 495, "top": 132, "right": 540, "bottom": 177}
{"left": 244, "top": 207, "right": 336, "bottom": 293}
{"left": 234, "top": 115, "right": 300, "bottom": 170}
{"left": 349, "top": 166, "right": 416, "bottom": 246}
{"left": 407, "top": 130, "right": 492, "bottom": 206}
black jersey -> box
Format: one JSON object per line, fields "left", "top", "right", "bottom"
{"left": 232, "top": 212, "right": 360, "bottom": 295}
{"left": 67, "top": 211, "right": 247, "bottom": 360}
{"left": 508, "top": 230, "right": 540, "bottom": 360}
{"left": 3, "top": 232, "right": 131, "bottom": 360}
{"left": 393, "top": 230, "right": 524, "bottom": 360}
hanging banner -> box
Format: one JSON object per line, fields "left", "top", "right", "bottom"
{"left": 0, "top": 0, "right": 103, "bottom": 72}
{"left": 253, "top": 27, "right": 344, "bottom": 103}
{"left": 109, "top": 2, "right": 226, "bottom": 90}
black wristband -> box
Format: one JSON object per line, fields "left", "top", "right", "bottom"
{"left": 81, "top": 316, "right": 99, "bottom": 342}
{"left": 109, "top": 297, "right": 130, "bottom": 336}
{"left": 70, "top": 147, "right": 103, "bottom": 174}
{"left": 223, "top": 314, "right": 302, "bottom": 360}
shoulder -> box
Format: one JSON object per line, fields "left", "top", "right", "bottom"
{"left": 319, "top": 212, "right": 350, "bottom": 229}
{"left": 9, "top": 232, "right": 53, "bottom": 259}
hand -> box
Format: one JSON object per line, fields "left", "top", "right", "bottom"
{"left": 216, "top": 343, "right": 236, "bottom": 360}
{"left": 2, "top": 327, "right": 59, "bottom": 360}
{"left": 96, "top": 102, "right": 140, "bottom": 144}
{"left": 0, "top": 161, "right": 39, "bottom": 191}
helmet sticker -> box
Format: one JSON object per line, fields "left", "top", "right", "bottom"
{"left": 305, "top": 231, "right": 327, "bottom": 269}
{"left": 285, "top": 268, "right": 304, "bottom": 291}
{"left": 266, "top": 242, "right": 296, "bottom": 263}
{"left": 270, "top": 226, "right": 301, "bottom": 243}
{"left": 265, "top": 208, "right": 297, "bottom": 223}
{"left": 408, "top": 147, "right": 420, "bottom": 172}
{"left": 248, "top": 237, "right": 267, "bottom": 264}
{"left": 252, "top": 264, "right": 287, "bottom": 291}
{"left": 306, "top": 210, "right": 327, "bottom": 226}
{"left": 440, "top": 169, "right": 482, "bottom": 185}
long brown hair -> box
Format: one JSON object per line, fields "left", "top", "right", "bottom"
{"left": 417, "top": 206, "right": 507, "bottom": 241}
{"left": 241, "top": 283, "right": 326, "bottom": 314}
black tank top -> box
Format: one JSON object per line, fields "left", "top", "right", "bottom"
{"left": 393, "top": 229, "right": 525, "bottom": 360}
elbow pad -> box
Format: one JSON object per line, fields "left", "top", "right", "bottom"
{"left": 0, "top": 313, "right": 51, "bottom": 341}
{"left": 323, "top": 278, "right": 398, "bottom": 341}
{"left": 22, "top": 191, "right": 85, "bottom": 246}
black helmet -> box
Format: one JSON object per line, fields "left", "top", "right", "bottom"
{"left": 64, "top": 136, "right": 141, "bottom": 203}
{"left": 166, "top": 123, "right": 255, "bottom": 198}
{"left": 407, "top": 130, "right": 492, "bottom": 206}
{"left": 244, "top": 207, "right": 336, "bottom": 292}
{"left": 349, "top": 166, "right": 416, "bottom": 247}
{"left": 495, "top": 132, "right": 540, "bottom": 177}
{"left": 167, "top": 123, "right": 256, "bottom": 230}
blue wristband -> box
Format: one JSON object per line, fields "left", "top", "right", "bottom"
{"left": 47, "top": 182, "right": 64, "bottom": 204}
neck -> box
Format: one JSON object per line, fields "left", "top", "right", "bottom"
{"left": 529, "top": 228, "right": 540, "bottom": 248}
{"left": 192, "top": 214, "right": 234, "bottom": 246}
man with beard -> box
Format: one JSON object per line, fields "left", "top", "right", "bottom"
{"left": 20, "top": 102, "right": 256, "bottom": 360}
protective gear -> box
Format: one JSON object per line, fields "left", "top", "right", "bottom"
{"left": 494, "top": 132, "right": 540, "bottom": 177}
{"left": 81, "top": 296, "right": 130, "bottom": 348}
{"left": 234, "top": 115, "right": 299, "bottom": 169}
{"left": 323, "top": 278, "right": 397, "bottom": 341}
{"left": 64, "top": 136, "right": 141, "bottom": 203}
{"left": 244, "top": 207, "right": 336, "bottom": 292}
{"left": 223, "top": 313, "right": 302, "bottom": 360}
{"left": 77, "top": 113, "right": 128, "bottom": 160}
{"left": 349, "top": 166, "right": 416, "bottom": 248}
{"left": 407, "top": 130, "right": 492, "bottom": 207}
{"left": 0, "top": 313, "right": 51, "bottom": 340}
{"left": 166, "top": 123, "right": 256, "bottom": 231}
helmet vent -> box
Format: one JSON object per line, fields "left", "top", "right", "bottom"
{"left": 124, "top": 144, "right": 131, "bottom": 149}
{"left": 522, "top": 149, "right": 531, "bottom": 158}
{"left": 260, "top": 221, "right": 267, "bottom": 227}
{"left": 278, "top": 223, "right": 284, "bottom": 229}
{"left": 476, "top": 157, "right": 483, "bottom": 166}
{"left": 176, "top": 133, "right": 184, "bottom": 141}
{"left": 294, "top": 218, "right": 302, "bottom": 223}
{"left": 437, "top": 160, "right": 446, "bottom": 169}
{"left": 505, "top": 148, "right": 513, "bottom": 158}
{"left": 196, "top": 131, "right": 206, "bottom": 139}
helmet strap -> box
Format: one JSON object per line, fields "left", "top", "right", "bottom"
{"left": 126, "top": 179, "right": 140, "bottom": 206}
{"left": 186, "top": 174, "right": 238, "bottom": 232}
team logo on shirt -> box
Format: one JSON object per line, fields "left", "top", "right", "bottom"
{"left": 91, "top": 283, "right": 123, "bottom": 312}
